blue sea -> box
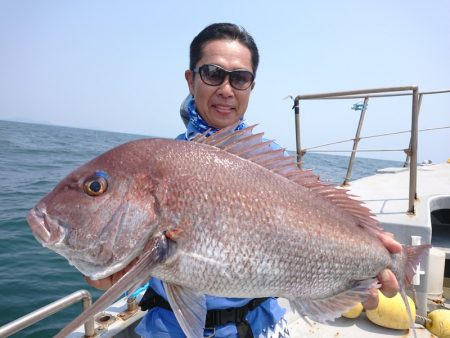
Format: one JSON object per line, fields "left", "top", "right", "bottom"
{"left": 0, "top": 119, "right": 402, "bottom": 337}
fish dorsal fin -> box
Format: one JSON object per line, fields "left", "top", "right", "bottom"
{"left": 195, "top": 124, "right": 382, "bottom": 235}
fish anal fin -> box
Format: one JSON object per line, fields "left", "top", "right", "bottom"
{"left": 164, "top": 282, "right": 207, "bottom": 338}
{"left": 290, "top": 278, "right": 379, "bottom": 323}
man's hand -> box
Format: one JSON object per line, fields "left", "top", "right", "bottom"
{"left": 363, "top": 232, "right": 402, "bottom": 310}
{"left": 84, "top": 258, "right": 138, "bottom": 290}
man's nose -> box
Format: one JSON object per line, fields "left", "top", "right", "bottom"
{"left": 217, "top": 75, "right": 234, "bottom": 97}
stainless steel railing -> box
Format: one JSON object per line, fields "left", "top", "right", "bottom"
{"left": 290, "top": 86, "right": 450, "bottom": 214}
{"left": 0, "top": 289, "right": 95, "bottom": 338}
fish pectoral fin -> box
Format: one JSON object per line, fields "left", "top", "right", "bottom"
{"left": 289, "top": 278, "right": 379, "bottom": 323}
{"left": 164, "top": 282, "right": 207, "bottom": 338}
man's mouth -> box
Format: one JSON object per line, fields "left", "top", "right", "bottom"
{"left": 213, "top": 104, "right": 234, "bottom": 114}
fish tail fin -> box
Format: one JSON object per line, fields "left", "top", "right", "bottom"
{"left": 396, "top": 244, "right": 431, "bottom": 287}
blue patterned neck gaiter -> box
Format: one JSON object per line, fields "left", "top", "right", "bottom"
{"left": 185, "top": 96, "right": 246, "bottom": 139}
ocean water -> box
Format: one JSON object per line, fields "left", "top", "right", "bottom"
{"left": 0, "top": 120, "right": 402, "bottom": 337}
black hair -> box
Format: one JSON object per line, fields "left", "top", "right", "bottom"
{"left": 189, "top": 23, "right": 259, "bottom": 74}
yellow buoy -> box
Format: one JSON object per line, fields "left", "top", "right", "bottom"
{"left": 342, "top": 302, "right": 364, "bottom": 319}
{"left": 365, "top": 291, "right": 416, "bottom": 330}
{"left": 426, "top": 309, "right": 450, "bottom": 338}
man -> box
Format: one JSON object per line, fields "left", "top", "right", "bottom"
{"left": 87, "top": 23, "right": 401, "bottom": 338}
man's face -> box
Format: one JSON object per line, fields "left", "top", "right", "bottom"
{"left": 185, "top": 39, "right": 255, "bottom": 130}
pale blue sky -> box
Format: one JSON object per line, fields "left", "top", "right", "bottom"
{"left": 1, "top": 1, "right": 449, "bottom": 162}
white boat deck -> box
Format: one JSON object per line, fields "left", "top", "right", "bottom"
{"left": 348, "top": 162, "right": 450, "bottom": 251}
{"left": 280, "top": 298, "right": 430, "bottom": 338}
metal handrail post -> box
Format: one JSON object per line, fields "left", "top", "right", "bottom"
{"left": 0, "top": 289, "right": 95, "bottom": 338}
{"left": 82, "top": 292, "right": 96, "bottom": 337}
{"left": 293, "top": 98, "right": 302, "bottom": 169}
{"left": 404, "top": 92, "right": 423, "bottom": 167}
{"left": 342, "top": 96, "right": 370, "bottom": 186}
{"left": 408, "top": 87, "right": 420, "bottom": 214}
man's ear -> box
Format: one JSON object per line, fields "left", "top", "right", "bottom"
{"left": 250, "top": 81, "right": 256, "bottom": 91}
{"left": 185, "top": 70, "right": 195, "bottom": 95}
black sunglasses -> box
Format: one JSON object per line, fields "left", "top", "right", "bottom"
{"left": 193, "top": 64, "right": 255, "bottom": 90}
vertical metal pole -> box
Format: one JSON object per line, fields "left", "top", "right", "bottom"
{"left": 404, "top": 93, "right": 423, "bottom": 167}
{"left": 342, "top": 97, "right": 369, "bottom": 186}
{"left": 81, "top": 291, "right": 95, "bottom": 337}
{"left": 408, "top": 87, "right": 419, "bottom": 214}
{"left": 293, "top": 98, "right": 302, "bottom": 169}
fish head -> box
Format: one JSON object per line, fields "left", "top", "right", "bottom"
{"left": 27, "top": 140, "right": 163, "bottom": 280}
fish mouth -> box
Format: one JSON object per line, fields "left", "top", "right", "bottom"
{"left": 27, "top": 205, "right": 151, "bottom": 281}
{"left": 27, "top": 207, "right": 65, "bottom": 245}
{"left": 26, "top": 207, "right": 104, "bottom": 277}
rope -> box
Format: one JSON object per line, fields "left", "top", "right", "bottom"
{"left": 302, "top": 125, "right": 450, "bottom": 153}
{"left": 308, "top": 149, "right": 406, "bottom": 153}
{"left": 415, "top": 314, "right": 432, "bottom": 324}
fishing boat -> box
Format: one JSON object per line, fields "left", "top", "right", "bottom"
{"left": 0, "top": 86, "right": 449, "bottom": 338}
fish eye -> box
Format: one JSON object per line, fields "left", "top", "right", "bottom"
{"left": 83, "top": 176, "right": 108, "bottom": 196}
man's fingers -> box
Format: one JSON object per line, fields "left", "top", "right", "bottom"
{"left": 362, "top": 269, "right": 400, "bottom": 310}
{"left": 83, "top": 275, "right": 113, "bottom": 290}
{"left": 83, "top": 257, "right": 139, "bottom": 290}
{"left": 378, "top": 232, "right": 402, "bottom": 253}
{"left": 378, "top": 269, "right": 399, "bottom": 297}
{"left": 362, "top": 288, "right": 379, "bottom": 310}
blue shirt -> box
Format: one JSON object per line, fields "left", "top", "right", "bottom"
{"left": 135, "top": 120, "right": 286, "bottom": 338}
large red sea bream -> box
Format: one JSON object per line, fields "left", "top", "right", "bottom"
{"left": 27, "top": 125, "right": 430, "bottom": 338}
